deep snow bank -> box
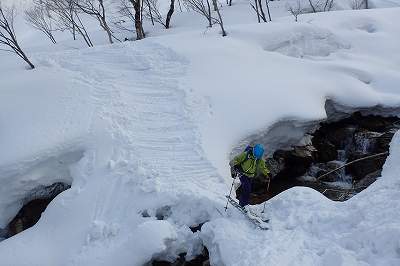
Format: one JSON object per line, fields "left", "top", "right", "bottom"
{"left": 202, "top": 130, "right": 400, "bottom": 266}
{"left": 0, "top": 6, "right": 400, "bottom": 266}
{"left": 156, "top": 7, "right": 400, "bottom": 178}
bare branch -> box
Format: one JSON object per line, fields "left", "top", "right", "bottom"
{"left": 0, "top": 2, "right": 35, "bottom": 69}
{"left": 44, "top": 0, "right": 93, "bottom": 47}
{"left": 72, "top": 0, "right": 120, "bottom": 43}
{"left": 25, "top": 0, "right": 58, "bottom": 44}
{"left": 183, "top": 0, "right": 212, "bottom": 28}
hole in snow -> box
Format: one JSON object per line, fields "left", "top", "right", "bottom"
{"left": 149, "top": 247, "right": 210, "bottom": 266}
{"left": 233, "top": 100, "right": 400, "bottom": 202}
{"left": 4, "top": 182, "right": 70, "bottom": 238}
{"left": 140, "top": 206, "right": 172, "bottom": 220}
{"left": 0, "top": 149, "right": 84, "bottom": 240}
{"left": 189, "top": 223, "right": 205, "bottom": 233}
{"left": 155, "top": 206, "right": 172, "bottom": 220}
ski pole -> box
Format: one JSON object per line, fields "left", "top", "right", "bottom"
{"left": 224, "top": 174, "right": 236, "bottom": 212}
{"left": 261, "top": 177, "right": 271, "bottom": 213}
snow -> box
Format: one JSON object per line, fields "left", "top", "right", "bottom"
{"left": 1, "top": 1, "right": 400, "bottom": 265}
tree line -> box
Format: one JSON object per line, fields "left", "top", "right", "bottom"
{"left": 1, "top": 0, "right": 370, "bottom": 69}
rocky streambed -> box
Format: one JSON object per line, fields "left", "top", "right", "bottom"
{"left": 237, "top": 102, "right": 400, "bottom": 203}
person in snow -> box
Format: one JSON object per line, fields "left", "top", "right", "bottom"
{"left": 230, "top": 144, "right": 270, "bottom": 209}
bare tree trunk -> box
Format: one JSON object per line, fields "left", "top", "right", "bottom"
{"left": 165, "top": 0, "right": 175, "bottom": 29}
{"left": 145, "top": 0, "right": 154, "bottom": 25}
{"left": 308, "top": 0, "right": 316, "bottom": 12}
{"left": 206, "top": 0, "right": 212, "bottom": 27}
{"left": 74, "top": 11, "right": 93, "bottom": 46}
{"left": 0, "top": 6, "right": 35, "bottom": 69}
{"left": 177, "top": 0, "right": 182, "bottom": 12}
{"left": 254, "top": 0, "right": 260, "bottom": 23}
{"left": 257, "top": 0, "right": 267, "bottom": 22}
{"left": 265, "top": 0, "right": 271, "bottom": 21}
{"left": 9, "top": 34, "right": 35, "bottom": 68}
{"left": 99, "top": 0, "right": 114, "bottom": 44}
{"left": 132, "top": 0, "right": 145, "bottom": 40}
{"left": 72, "top": 24, "right": 76, "bottom": 40}
{"left": 100, "top": 17, "right": 113, "bottom": 43}
{"left": 68, "top": 2, "right": 77, "bottom": 40}
{"left": 211, "top": 0, "right": 226, "bottom": 36}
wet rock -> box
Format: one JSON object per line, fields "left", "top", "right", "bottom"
{"left": 8, "top": 199, "right": 52, "bottom": 236}
{"left": 350, "top": 130, "right": 383, "bottom": 155}
{"left": 354, "top": 170, "right": 382, "bottom": 190}
{"left": 141, "top": 209, "right": 151, "bottom": 218}
{"left": 313, "top": 123, "right": 356, "bottom": 150}
{"left": 312, "top": 140, "right": 337, "bottom": 162}
{"left": 375, "top": 131, "right": 397, "bottom": 153}
{"left": 151, "top": 248, "right": 209, "bottom": 266}
{"left": 6, "top": 182, "right": 70, "bottom": 238}
{"left": 311, "top": 161, "right": 345, "bottom": 182}
{"left": 248, "top": 111, "right": 399, "bottom": 202}
{"left": 346, "top": 152, "right": 387, "bottom": 181}
{"left": 353, "top": 112, "right": 399, "bottom": 132}
{"left": 190, "top": 223, "right": 204, "bottom": 233}
{"left": 273, "top": 146, "right": 314, "bottom": 179}
{"left": 265, "top": 157, "right": 283, "bottom": 177}
{"left": 155, "top": 206, "right": 172, "bottom": 220}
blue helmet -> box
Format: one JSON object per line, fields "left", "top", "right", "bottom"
{"left": 253, "top": 144, "right": 264, "bottom": 159}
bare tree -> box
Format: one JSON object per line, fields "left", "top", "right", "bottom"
{"left": 308, "top": 0, "right": 317, "bottom": 12}
{"left": 323, "top": 0, "right": 334, "bottom": 11}
{"left": 0, "top": 2, "right": 35, "bottom": 69}
{"left": 250, "top": 0, "right": 272, "bottom": 23}
{"left": 351, "top": 0, "right": 366, "bottom": 9}
{"left": 129, "top": 0, "right": 145, "bottom": 40}
{"left": 165, "top": 0, "right": 175, "bottom": 29}
{"left": 114, "top": 0, "right": 135, "bottom": 34}
{"left": 250, "top": 0, "right": 261, "bottom": 22}
{"left": 306, "top": 0, "right": 335, "bottom": 12}
{"left": 265, "top": 0, "right": 272, "bottom": 21}
{"left": 143, "top": 0, "right": 165, "bottom": 27}
{"left": 143, "top": 0, "right": 175, "bottom": 29}
{"left": 45, "top": 0, "right": 93, "bottom": 47}
{"left": 183, "top": 0, "right": 212, "bottom": 28}
{"left": 25, "top": 1, "right": 58, "bottom": 44}
{"left": 144, "top": 0, "right": 154, "bottom": 25}
{"left": 211, "top": 0, "right": 226, "bottom": 36}
{"left": 287, "top": 0, "right": 303, "bottom": 22}
{"left": 184, "top": 0, "right": 226, "bottom": 36}
{"left": 250, "top": 0, "right": 267, "bottom": 23}
{"left": 73, "top": 0, "right": 117, "bottom": 44}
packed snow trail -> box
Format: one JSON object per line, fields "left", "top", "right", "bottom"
{"left": 0, "top": 41, "right": 228, "bottom": 265}
{"left": 48, "top": 41, "right": 225, "bottom": 196}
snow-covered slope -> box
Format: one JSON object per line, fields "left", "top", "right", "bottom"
{"left": 1, "top": 2, "right": 400, "bottom": 266}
